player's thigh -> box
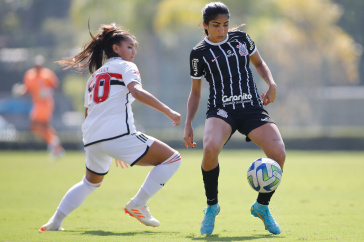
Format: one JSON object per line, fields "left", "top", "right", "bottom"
{"left": 101, "top": 133, "right": 173, "bottom": 167}
{"left": 203, "top": 117, "right": 232, "bottom": 153}
{"left": 31, "top": 105, "right": 53, "bottom": 123}
{"left": 201, "top": 118, "right": 232, "bottom": 170}
{"left": 135, "top": 139, "right": 177, "bottom": 166}
{"left": 248, "top": 123, "right": 286, "bottom": 168}
{"left": 30, "top": 121, "right": 49, "bottom": 135}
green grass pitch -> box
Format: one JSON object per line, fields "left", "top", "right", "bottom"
{"left": 1, "top": 149, "right": 364, "bottom": 241}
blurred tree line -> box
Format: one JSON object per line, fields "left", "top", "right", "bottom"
{"left": 0, "top": 0, "right": 363, "bottom": 138}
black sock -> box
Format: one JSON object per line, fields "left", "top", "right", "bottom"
{"left": 257, "top": 190, "right": 275, "bottom": 205}
{"left": 202, "top": 164, "right": 219, "bottom": 206}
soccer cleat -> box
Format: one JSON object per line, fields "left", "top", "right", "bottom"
{"left": 38, "top": 221, "right": 64, "bottom": 232}
{"left": 200, "top": 203, "right": 220, "bottom": 235}
{"left": 49, "top": 146, "right": 65, "bottom": 160}
{"left": 251, "top": 201, "right": 281, "bottom": 234}
{"left": 124, "top": 201, "right": 160, "bottom": 227}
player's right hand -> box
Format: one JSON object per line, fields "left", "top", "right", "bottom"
{"left": 12, "top": 83, "right": 25, "bottom": 97}
{"left": 167, "top": 110, "right": 181, "bottom": 126}
{"left": 183, "top": 124, "right": 196, "bottom": 149}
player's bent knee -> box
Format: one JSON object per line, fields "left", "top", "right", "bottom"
{"left": 278, "top": 149, "right": 286, "bottom": 163}
{"left": 157, "top": 151, "right": 182, "bottom": 183}
{"left": 203, "top": 142, "right": 222, "bottom": 156}
{"left": 272, "top": 151, "right": 286, "bottom": 170}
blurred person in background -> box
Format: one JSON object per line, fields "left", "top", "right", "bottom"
{"left": 184, "top": 2, "right": 286, "bottom": 235}
{"left": 12, "top": 55, "right": 64, "bottom": 159}
{"left": 38, "top": 23, "right": 182, "bottom": 232}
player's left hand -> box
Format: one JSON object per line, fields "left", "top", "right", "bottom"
{"left": 261, "top": 84, "right": 277, "bottom": 106}
{"left": 183, "top": 124, "right": 196, "bottom": 149}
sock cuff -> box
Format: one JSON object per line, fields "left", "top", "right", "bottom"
{"left": 83, "top": 176, "right": 102, "bottom": 187}
{"left": 161, "top": 152, "right": 182, "bottom": 165}
{"left": 202, "top": 163, "right": 220, "bottom": 174}
{"left": 257, "top": 190, "right": 275, "bottom": 205}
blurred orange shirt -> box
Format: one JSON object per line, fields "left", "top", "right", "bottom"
{"left": 23, "top": 67, "right": 58, "bottom": 122}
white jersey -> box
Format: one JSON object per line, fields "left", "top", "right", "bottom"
{"left": 82, "top": 57, "right": 141, "bottom": 146}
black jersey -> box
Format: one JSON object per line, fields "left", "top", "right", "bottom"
{"left": 190, "top": 30, "right": 262, "bottom": 111}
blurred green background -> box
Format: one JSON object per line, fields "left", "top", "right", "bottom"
{"left": 0, "top": 0, "right": 363, "bottom": 151}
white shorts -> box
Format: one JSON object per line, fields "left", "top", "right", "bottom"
{"left": 85, "top": 131, "right": 155, "bottom": 175}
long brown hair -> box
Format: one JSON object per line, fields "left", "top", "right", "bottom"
{"left": 57, "top": 22, "right": 137, "bottom": 73}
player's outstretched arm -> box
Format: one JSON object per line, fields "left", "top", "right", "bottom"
{"left": 127, "top": 81, "right": 181, "bottom": 126}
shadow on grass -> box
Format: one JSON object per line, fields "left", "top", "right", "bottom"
{"left": 186, "top": 234, "right": 284, "bottom": 241}
{"left": 81, "top": 230, "right": 179, "bottom": 237}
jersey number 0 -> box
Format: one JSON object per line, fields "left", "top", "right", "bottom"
{"left": 93, "top": 73, "right": 111, "bottom": 103}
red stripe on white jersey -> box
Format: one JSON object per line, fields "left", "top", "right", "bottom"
{"left": 109, "top": 73, "right": 123, "bottom": 79}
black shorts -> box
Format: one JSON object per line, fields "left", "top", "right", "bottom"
{"left": 206, "top": 106, "right": 275, "bottom": 142}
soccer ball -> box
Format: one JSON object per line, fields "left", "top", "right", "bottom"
{"left": 247, "top": 158, "right": 282, "bottom": 193}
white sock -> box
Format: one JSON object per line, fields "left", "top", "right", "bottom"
{"left": 49, "top": 210, "right": 66, "bottom": 229}
{"left": 132, "top": 152, "right": 181, "bottom": 206}
{"left": 52, "top": 176, "right": 101, "bottom": 226}
{"left": 131, "top": 188, "right": 150, "bottom": 207}
{"left": 48, "top": 136, "right": 60, "bottom": 150}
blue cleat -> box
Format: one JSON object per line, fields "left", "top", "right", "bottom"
{"left": 200, "top": 203, "right": 220, "bottom": 235}
{"left": 251, "top": 201, "right": 281, "bottom": 234}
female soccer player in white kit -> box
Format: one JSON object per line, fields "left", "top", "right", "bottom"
{"left": 39, "top": 23, "right": 182, "bottom": 231}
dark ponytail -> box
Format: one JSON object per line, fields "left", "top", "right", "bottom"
{"left": 202, "top": 2, "right": 230, "bottom": 35}
{"left": 57, "top": 22, "right": 137, "bottom": 73}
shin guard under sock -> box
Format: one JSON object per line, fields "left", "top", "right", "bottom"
{"left": 202, "top": 164, "right": 220, "bottom": 206}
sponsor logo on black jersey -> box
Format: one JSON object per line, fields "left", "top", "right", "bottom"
{"left": 226, "top": 50, "right": 235, "bottom": 58}
{"left": 246, "top": 34, "right": 255, "bottom": 51}
{"left": 222, "top": 93, "right": 252, "bottom": 105}
{"left": 192, "top": 58, "right": 199, "bottom": 76}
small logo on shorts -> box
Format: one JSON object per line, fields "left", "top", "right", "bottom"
{"left": 217, "top": 108, "right": 228, "bottom": 118}
{"left": 261, "top": 117, "right": 270, "bottom": 122}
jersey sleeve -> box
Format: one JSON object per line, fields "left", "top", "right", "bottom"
{"left": 245, "top": 33, "right": 257, "bottom": 56}
{"left": 189, "top": 49, "right": 204, "bottom": 79}
{"left": 123, "top": 62, "right": 142, "bottom": 86}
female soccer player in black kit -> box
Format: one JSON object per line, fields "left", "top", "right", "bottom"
{"left": 184, "top": 2, "right": 286, "bottom": 235}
